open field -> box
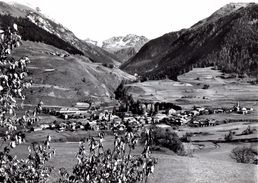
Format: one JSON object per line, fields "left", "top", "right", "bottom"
{"left": 148, "top": 152, "right": 257, "bottom": 183}
{"left": 2, "top": 119, "right": 254, "bottom": 182}
{"left": 125, "top": 67, "right": 258, "bottom": 111}
{"left": 178, "top": 121, "right": 258, "bottom": 142}
{"left": 6, "top": 139, "right": 257, "bottom": 183}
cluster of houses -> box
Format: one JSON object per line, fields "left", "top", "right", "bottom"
{"left": 30, "top": 101, "right": 254, "bottom": 132}
{"left": 158, "top": 102, "right": 254, "bottom": 127}
{"left": 31, "top": 119, "right": 91, "bottom": 132}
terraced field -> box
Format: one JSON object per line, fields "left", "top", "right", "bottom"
{"left": 12, "top": 41, "right": 135, "bottom": 106}
{"left": 125, "top": 67, "right": 258, "bottom": 117}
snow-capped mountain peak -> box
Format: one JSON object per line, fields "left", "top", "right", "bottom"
{"left": 100, "top": 34, "right": 149, "bottom": 62}
{"left": 102, "top": 34, "right": 148, "bottom": 52}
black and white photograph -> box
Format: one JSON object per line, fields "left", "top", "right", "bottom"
{"left": 0, "top": 0, "right": 257, "bottom": 182}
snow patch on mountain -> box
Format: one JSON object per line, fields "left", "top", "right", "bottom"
{"left": 84, "top": 38, "right": 99, "bottom": 46}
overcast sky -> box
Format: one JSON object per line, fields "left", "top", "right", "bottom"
{"left": 3, "top": 0, "right": 257, "bottom": 41}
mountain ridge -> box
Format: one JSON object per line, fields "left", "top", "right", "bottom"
{"left": 0, "top": 1, "right": 135, "bottom": 105}
{"left": 0, "top": 1, "right": 121, "bottom": 65}
{"left": 121, "top": 3, "right": 258, "bottom": 80}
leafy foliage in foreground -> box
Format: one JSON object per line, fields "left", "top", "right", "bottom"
{"left": 0, "top": 24, "right": 54, "bottom": 182}
{"left": 58, "top": 129, "right": 157, "bottom": 183}
{"left": 0, "top": 21, "right": 158, "bottom": 183}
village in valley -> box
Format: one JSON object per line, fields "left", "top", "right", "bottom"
{"left": 0, "top": 1, "right": 257, "bottom": 183}
{"left": 12, "top": 63, "right": 258, "bottom": 183}
{"left": 30, "top": 100, "right": 253, "bottom": 133}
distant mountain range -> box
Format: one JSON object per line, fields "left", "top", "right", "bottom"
{"left": 84, "top": 35, "right": 149, "bottom": 62}
{"left": 95, "top": 34, "right": 148, "bottom": 62}
{"left": 0, "top": 1, "right": 134, "bottom": 105}
{"left": 121, "top": 3, "right": 258, "bottom": 80}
